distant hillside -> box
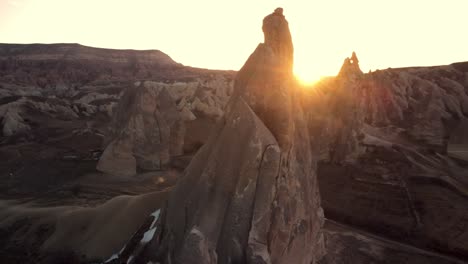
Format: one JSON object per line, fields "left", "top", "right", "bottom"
{"left": 0, "top": 43, "right": 235, "bottom": 197}
{"left": 0, "top": 43, "right": 235, "bottom": 96}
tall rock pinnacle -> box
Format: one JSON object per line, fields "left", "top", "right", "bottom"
{"left": 233, "top": 8, "right": 295, "bottom": 149}
{"left": 112, "top": 9, "right": 324, "bottom": 264}
{"left": 262, "top": 7, "right": 294, "bottom": 76}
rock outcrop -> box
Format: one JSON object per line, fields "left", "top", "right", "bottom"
{"left": 96, "top": 74, "right": 234, "bottom": 176}
{"left": 361, "top": 64, "right": 468, "bottom": 148}
{"left": 0, "top": 43, "right": 235, "bottom": 139}
{"left": 0, "top": 43, "right": 235, "bottom": 196}
{"left": 447, "top": 118, "right": 468, "bottom": 161}
{"left": 306, "top": 52, "right": 365, "bottom": 163}
{"left": 1, "top": 100, "right": 30, "bottom": 136}
{"left": 110, "top": 8, "right": 324, "bottom": 264}
{"left": 338, "top": 51, "right": 363, "bottom": 79}
{"left": 97, "top": 83, "right": 184, "bottom": 176}
{"left": 310, "top": 58, "right": 468, "bottom": 258}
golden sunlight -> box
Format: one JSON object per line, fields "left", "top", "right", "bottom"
{"left": 294, "top": 64, "right": 325, "bottom": 86}
{"left": 1, "top": 0, "right": 467, "bottom": 77}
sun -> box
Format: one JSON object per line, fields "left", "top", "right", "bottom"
{"left": 294, "top": 66, "right": 323, "bottom": 86}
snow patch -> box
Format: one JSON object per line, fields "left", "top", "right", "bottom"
{"left": 140, "top": 227, "right": 157, "bottom": 244}
{"left": 150, "top": 209, "right": 161, "bottom": 228}
{"left": 103, "top": 209, "right": 161, "bottom": 262}
{"left": 139, "top": 209, "right": 161, "bottom": 244}
{"left": 104, "top": 253, "right": 118, "bottom": 263}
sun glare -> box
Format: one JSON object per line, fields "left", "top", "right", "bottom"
{"left": 0, "top": 1, "right": 467, "bottom": 77}
{"left": 294, "top": 68, "right": 322, "bottom": 86}
{"left": 293, "top": 57, "right": 330, "bottom": 87}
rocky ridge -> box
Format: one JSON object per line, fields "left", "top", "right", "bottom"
{"left": 309, "top": 55, "right": 468, "bottom": 260}
{"left": 109, "top": 8, "right": 325, "bottom": 264}
{"left": 0, "top": 43, "right": 234, "bottom": 195}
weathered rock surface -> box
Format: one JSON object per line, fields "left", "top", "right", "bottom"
{"left": 448, "top": 118, "right": 468, "bottom": 161}
{"left": 319, "top": 220, "right": 464, "bottom": 264}
{"left": 0, "top": 43, "right": 234, "bottom": 195}
{"left": 306, "top": 53, "right": 365, "bottom": 163}
{"left": 97, "top": 73, "right": 234, "bottom": 177}
{"left": 361, "top": 64, "right": 468, "bottom": 148}
{"left": 0, "top": 43, "right": 235, "bottom": 138}
{"left": 111, "top": 8, "right": 324, "bottom": 264}
{"left": 308, "top": 58, "right": 468, "bottom": 260}
{"left": 97, "top": 84, "right": 183, "bottom": 176}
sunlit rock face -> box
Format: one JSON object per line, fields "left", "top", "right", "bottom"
{"left": 361, "top": 64, "right": 468, "bottom": 148}
{"left": 308, "top": 59, "right": 468, "bottom": 259}
{"left": 112, "top": 8, "right": 324, "bottom": 264}
{"left": 261, "top": 8, "right": 294, "bottom": 77}
{"left": 232, "top": 14, "right": 293, "bottom": 149}
{"left": 305, "top": 52, "right": 365, "bottom": 163}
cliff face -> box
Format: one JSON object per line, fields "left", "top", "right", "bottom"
{"left": 309, "top": 56, "right": 468, "bottom": 260}
{"left": 362, "top": 63, "right": 468, "bottom": 148}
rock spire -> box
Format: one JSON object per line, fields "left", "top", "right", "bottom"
{"left": 110, "top": 8, "right": 324, "bottom": 264}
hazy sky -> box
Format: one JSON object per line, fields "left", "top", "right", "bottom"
{"left": 1, "top": 0, "right": 467, "bottom": 82}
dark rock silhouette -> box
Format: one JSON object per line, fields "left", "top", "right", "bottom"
{"left": 338, "top": 51, "right": 363, "bottom": 78}
{"left": 112, "top": 8, "right": 325, "bottom": 264}
{"left": 306, "top": 52, "right": 365, "bottom": 164}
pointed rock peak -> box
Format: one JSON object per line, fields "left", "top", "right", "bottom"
{"left": 351, "top": 51, "right": 359, "bottom": 64}
{"left": 274, "top": 7, "right": 284, "bottom": 16}
{"left": 106, "top": 9, "right": 324, "bottom": 264}
{"left": 232, "top": 8, "right": 295, "bottom": 148}
{"left": 262, "top": 7, "right": 294, "bottom": 73}
{"left": 339, "top": 51, "right": 363, "bottom": 77}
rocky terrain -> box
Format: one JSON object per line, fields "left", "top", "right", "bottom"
{"left": 309, "top": 56, "right": 468, "bottom": 260}
{"left": 0, "top": 43, "right": 234, "bottom": 197}
{"left": 0, "top": 8, "right": 468, "bottom": 264}
{"left": 107, "top": 8, "right": 324, "bottom": 263}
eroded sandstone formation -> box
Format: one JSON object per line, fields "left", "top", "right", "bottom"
{"left": 111, "top": 8, "right": 324, "bottom": 264}
{"left": 96, "top": 83, "right": 184, "bottom": 176}
{"left": 0, "top": 43, "right": 235, "bottom": 140}
{"left": 96, "top": 74, "right": 234, "bottom": 177}
{"left": 306, "top": 52, "right": 365, "bottom": 164}
{"left": 309, "top": 57, "right": 468, "bottom": 258}
{"left": 361, "top": 64, "right": 468, "bottom": 148}
{"left": 338, "top": 51, "right": 363, "bottom": 79}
